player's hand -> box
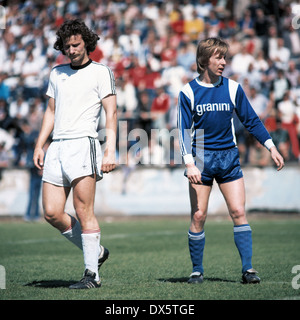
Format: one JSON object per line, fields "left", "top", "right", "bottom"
{"left": 101, "top": 152, "right": 116, "bottom": 173}
{"left": 186, "top": 163, "right": 202, "bottom": 184}
{"left": 33, "top": 147, "right": 45, "bottom": 170}
{"left": 270, "top": 146, "right": 284, "bottom": 171}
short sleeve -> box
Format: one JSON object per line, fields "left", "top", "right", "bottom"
{"left": 46, "top": 69, "right": 56, "bottom": 99}
{"left": 98, "top": 66, "right": 116, "bottom": 100}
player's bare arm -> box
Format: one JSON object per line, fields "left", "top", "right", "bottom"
{"left": 33, "top": 97, "right": 55, "bottom": 170}
{"left": 269, "top": 146, "right": 285, "bottom": 171}
{"left": 101, "top": 94, "right": 117, "bottom": 173}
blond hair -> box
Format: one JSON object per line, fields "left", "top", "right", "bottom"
{"left": 196, "top": 38, "right": 228, "bottom": 74}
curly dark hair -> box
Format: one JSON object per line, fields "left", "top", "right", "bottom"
{"left": 54, "top": 19, "right": 99, "bottom": 55}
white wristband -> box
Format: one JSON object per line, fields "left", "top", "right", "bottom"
{"left": 183, "top": 154, "right": 194, "bottom": 164}
{"left": 264, "top": 138, "right": 275, "bottom": 150}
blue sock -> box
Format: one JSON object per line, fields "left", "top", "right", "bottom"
{"left": 188, "top": 230, "right": 205, "bottom": 274}
{"left": 234, "top": 224, "right": 253, "bottom": 273}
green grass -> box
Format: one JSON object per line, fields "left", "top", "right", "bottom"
{"left": 0, "top": 216, "right": 300, "bottom": 301}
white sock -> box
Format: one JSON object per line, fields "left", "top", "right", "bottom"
{"left": 81, "top": 231, "right": 101, "bottom": 282}
{"left": 61, "top": 216, "right": 83, "bottom": 250}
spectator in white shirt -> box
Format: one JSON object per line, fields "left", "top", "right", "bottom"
{"left": 21, "top": 52, "right": 43, "bottom": 100}
{"left": 231, "top": 44, "right": 255, "bottom": 76}
{"left": 269, "top": 38, "right": 291, "bottom": 71}
{"left": 9, "top": 95, "right": 29, "bottom": 120}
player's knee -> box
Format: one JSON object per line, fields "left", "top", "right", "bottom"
{"left": 192, "top": 209, "right": 207, "bottom": 225}
{"left": 43, "top": 211, "right": 54, "bottom": 224}
{"left": 43, "top": 205, "right": 58, "bottom": 224}
{"left": 230, "top": 206, "right": 246, "bottom": 221}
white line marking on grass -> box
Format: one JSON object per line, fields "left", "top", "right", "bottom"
{"left": 6, "top": 238, "right": 63, "bottom": 245}
{"left": 106, "top": 230, "right": 181, "bottom": 239}
{"left": 5, "top": 230, "right": 182, "bottom": 245}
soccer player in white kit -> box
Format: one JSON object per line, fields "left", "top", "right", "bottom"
{"left": 33, "top": 19, "right": 117, "bottom": 289}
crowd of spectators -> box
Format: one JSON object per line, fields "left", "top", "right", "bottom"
{"left": 1, "top": 0, "right": 300, "bottom": 170}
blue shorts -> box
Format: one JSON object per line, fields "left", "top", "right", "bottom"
{"left": 193, "top": 147, "right": 243, "bottom": 186}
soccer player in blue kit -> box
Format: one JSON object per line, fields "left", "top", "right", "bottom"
{"left": 178, "top": 38, "right": 284, "bottom": 284}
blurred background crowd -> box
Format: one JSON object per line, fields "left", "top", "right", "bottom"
{"left": 1, "top": 0, "right": 300, "bottom": 171}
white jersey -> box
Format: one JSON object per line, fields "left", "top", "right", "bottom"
{"left": 46, "top": 59, "right": 116, "bottom": 139}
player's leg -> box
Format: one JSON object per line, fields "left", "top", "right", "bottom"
{"left": 188, "top": 182, "right": 212, "bottom": 283}
{"left": 218, "top": 177, "right": 247, "bottom": 225}
{"left": 42, "top": 140, "right": 76, "bottom": 235}
{"left": 42, "top": 181, "right": 72, "bottom": 231}
{"left": 69, "top": 174, "right": 101, "bottom": 288}
{"left": 218, "top": 178, "right": 260, "bottom": 283}
{"left": 72, "top": 174, "right": 99, "bottom": 231}
{"left": 43, "top": 176, "right": 107, "bottom": 268}
{"left": 42, "top": 182, "right": 84, "bottom": 248}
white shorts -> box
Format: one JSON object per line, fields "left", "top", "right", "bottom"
{"left": 42, "top": 137, "right": 103, "bottom": 187}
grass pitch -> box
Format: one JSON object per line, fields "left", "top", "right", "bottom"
{"left": 0, "top": 215, "right": 299, "bottom": 301}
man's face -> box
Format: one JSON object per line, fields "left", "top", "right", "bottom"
{"left": 207, "top": 49, "right": 226, "bottom": 79}
{"left": 63, "top": 34, "right": 88, "bottom": 66}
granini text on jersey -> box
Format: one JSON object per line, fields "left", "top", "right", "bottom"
{"left": 196, "top": 102, "right": 230, "bottom": 116}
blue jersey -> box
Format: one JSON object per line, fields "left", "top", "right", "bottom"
{"left": 178, "top": 76, "right": 273, "bottom": 163}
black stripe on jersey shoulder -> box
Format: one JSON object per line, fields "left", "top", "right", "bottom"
{"left": 91, "top": 61, "right": 113, "bottom": 71}
{"left": 91, "top": 61, "right": 116, "bottom": 95}
{"left": 91, "top": 61, "right": 106, "bottom": 66}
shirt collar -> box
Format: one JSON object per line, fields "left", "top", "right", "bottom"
{"left": 70, "top": 59, "right": 92, "bottom": 70}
